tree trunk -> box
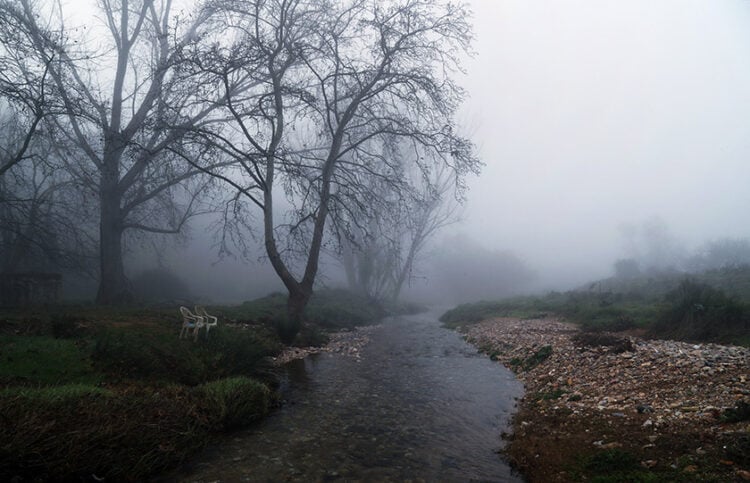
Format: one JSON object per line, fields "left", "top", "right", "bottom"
{"left": 273, "top": 286, "right": 308, "bottom": 344}
{"left": 95, "top": 168, "right": 131, "bottom": 305}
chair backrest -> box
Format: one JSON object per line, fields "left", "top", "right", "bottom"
{"left": 195, "top": 305, "right": 209, "bottom": 317}
{"left": 180, "top": 306, "right": 194, "bottom": 319}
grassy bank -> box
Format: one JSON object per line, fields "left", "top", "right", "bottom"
{"left": 441, "top": 269, "right": 750, "bottom": 347}
{"left": 0, "top": 288, "right": 393, "bottom": 480}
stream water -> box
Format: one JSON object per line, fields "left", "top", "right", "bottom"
{"left": 176, "top": 310, "right": 524, "bottom": 482}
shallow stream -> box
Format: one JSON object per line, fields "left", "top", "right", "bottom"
{"left": 176, "top": 310, "right": 523, "bottom": 482}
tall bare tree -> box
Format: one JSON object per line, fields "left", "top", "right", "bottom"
{"left": 17, "top": 0, "right": 226, "bottom": 304}
{"left": 191, "top": 0, "right": 479, "bottom": 336}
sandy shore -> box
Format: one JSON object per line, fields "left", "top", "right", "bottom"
{"left": 464, "top": 317, "right": 750, "bottom": 482}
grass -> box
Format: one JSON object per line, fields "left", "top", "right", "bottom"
{"left": 441, "top": 269, "right": 750, "bottom": 347}
{"left": 0, "top": 287, "right": 397, "bottom": 480}
{"left": 198, "top": 376, "right": 274, "bottom": 430}
{"left": 0, "top": 335, "right": 101, "bottom": 386}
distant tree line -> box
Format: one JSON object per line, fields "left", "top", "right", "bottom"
{"left": 0, "top": 0, "right": 479, "bottom": 338}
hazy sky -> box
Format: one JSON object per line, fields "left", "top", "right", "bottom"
{"left": 456, "top": 0, "right": 750, "bottom": 283}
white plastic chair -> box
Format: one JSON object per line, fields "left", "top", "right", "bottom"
{"left": 179, "top": 306, "right": 204, "bottom": 341}
{"left": 195, "top": 305, "right": 218, "bottom": 334}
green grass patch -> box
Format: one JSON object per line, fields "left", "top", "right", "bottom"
{"left": 197, "top": 376, "right": 273, "bottom": 430}
{"left": 0, "top": 335, "right": 101, "bottom": 386}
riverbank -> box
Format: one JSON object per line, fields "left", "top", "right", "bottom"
{"left": 463, "top": 316, "right": 750, "bottom": 482}
{"left": 270, "top": 324, "right": 380, "bottom": 364}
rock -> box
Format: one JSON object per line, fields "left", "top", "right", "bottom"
{"left": 637, "top": 404, "right": 654, "bottom": 414}
{"left": 641, "top": 460, "right": 658, "bottom": 468}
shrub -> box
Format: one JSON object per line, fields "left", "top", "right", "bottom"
{"left": 651, "top": 280, "right": 748, "bottom": 342}
{"left": 197, "top": 377, "right": 272, "bottom": 430}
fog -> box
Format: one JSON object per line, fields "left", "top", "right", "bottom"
{"left": 120, "top": 0, "right": 750, "bottom": 304}
{"left": 455, "top": 0, "right": 750, "bottom": 290}
{"left": 9, "top": 0, "right": 750, "bottom": 305}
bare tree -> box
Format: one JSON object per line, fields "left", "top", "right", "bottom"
{"left": 191, "top": 0, "right": 479, "bottom": 337}
{"left": 336, "top": 154, "right": 461, "bottom": 303}
{"left": 0, "top": 139, "right": 96, "bottom": 275}
{"left": 0, "top": 0, "right": 56, "bottom": 178}
{"left": 17, "top": 0, "right": 227, "bottom": 304}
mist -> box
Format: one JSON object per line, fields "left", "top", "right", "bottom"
{"left": 5, "top": 0, "right": 750, "bottom": 307}
{"left": 156, "top": 0, "right": 750, "bottom": 304}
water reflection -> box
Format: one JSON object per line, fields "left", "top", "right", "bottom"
{"left": 177, "top": 310, "right": 523, "bottom": 482}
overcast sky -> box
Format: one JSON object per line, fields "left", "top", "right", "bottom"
{"left": 455, "top": 0, "right": 750, "bottom": 283}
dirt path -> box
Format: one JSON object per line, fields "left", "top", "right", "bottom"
{"left": 464, "top": 317, "right": 750, "bottom": 482}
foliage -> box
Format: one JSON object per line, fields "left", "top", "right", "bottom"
{"left": 197, "top": 377, "right": 272, "bottom": 430}
{"left": 650, "top": 280, "right": 748, "bottom": 343}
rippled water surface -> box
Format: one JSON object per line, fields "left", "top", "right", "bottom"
{"left": 176, "top": 310, "right": 523, "bottom": 482}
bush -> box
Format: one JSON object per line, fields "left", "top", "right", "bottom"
{"left": 197, "top": 377, "right": 272, "bottom": 430}
{"left": 651, "top": 280, "right": 748, "bottom": 342}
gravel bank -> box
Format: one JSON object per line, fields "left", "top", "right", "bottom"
{"left": 270, "top": 324, "right": 380, "bottom": 365}
{"left": 464, "top": 317, "right": 750, "bottom": 482}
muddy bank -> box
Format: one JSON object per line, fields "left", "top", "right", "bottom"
{"left": 464, "top": 317, "right": 750, "bottom": 482}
